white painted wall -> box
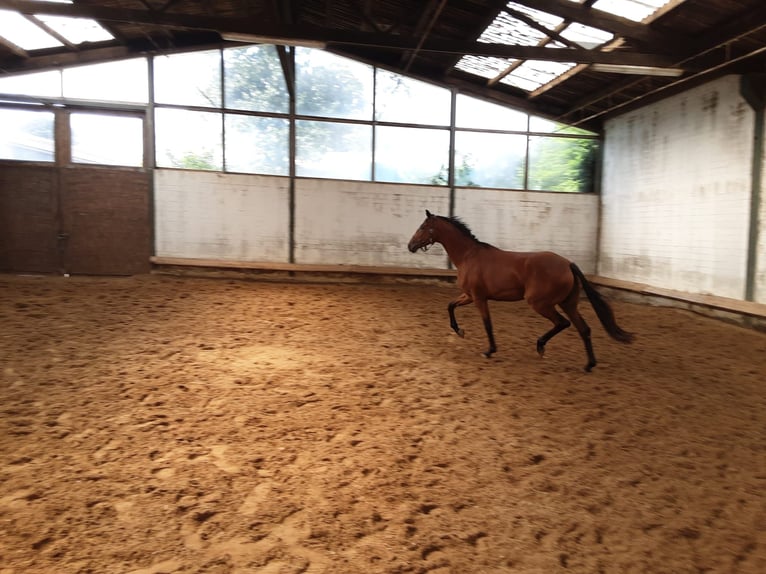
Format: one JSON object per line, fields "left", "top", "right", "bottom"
{"left": 154, "top": 171, "right": 600, "bottom": 271}
{"left": 455, "top": 188, "right": 599, "bottom": 273}
{"left": 294, "top": 178, "right": 450, "bottom": 268}
{"left": 154, "top": 170, "right": 290, "bottom": 261}
{"left": 757, "top": 137, "right": 766, "bottom": 304}
{"left": 600, "top": 75, "right": 755, "bottom": 300}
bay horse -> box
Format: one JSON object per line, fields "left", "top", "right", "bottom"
{"left": 407, "top": 210, "right": 633, "bottom": 371}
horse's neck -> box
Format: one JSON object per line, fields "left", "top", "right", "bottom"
{"left": 437, "top": 230, "right": 480, "bottom": 267}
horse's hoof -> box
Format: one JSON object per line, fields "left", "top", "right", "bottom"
{"left": 457, "top": 329, "right": 465, "bottom": 338}
{"left": 584, "top": 362, "right": 596, "bottom": 372}
{"left": 482, "top": 352, "right": 491, "bottom": 359}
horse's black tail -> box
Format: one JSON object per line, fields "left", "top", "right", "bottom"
{"left": 570, "top": 263, "right": 634, "bottom": 344}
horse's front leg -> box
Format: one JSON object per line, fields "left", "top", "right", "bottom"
{"left": 474, "top": 298, "right": 497, "bottom": 358}
{"left": 448, "top": 292, "right": 473, "bottom": 337}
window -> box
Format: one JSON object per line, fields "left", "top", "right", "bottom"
{"left": 375, "top": 70, "right": 451, "bottom": 125}
{"left": 454, "top": 131, "right": 526, "bottom": 188}
{"left": 225, "top": 114, "right": 289, "bottom": 175}
{"left": 153, "top": 50, "right": 221, "bottom": 107}
{"left": 456, "top": 95, "right": 528, "bottom": 131}
{"left": 224, "top": 45, "right": 289, "bottom": 114}
{"left": 527, "top": 136, "right": 598, "bottom": 192}
{"left": 374, "top": 126, "right": 449, "bottom": 184}
{"left": 0, "top": 44, "right": 598, "bottom": 191}
{"left": 530, "top": 115, "right": 595, "bottom": 135}
{"left": 296, "top": 48, "right": 374, "bottom": 120}
{"left": 0, "top": 70, "right": 61, "bottom": 98}
{"left": 0, "top": 108, "right": 54, "bottom": 162}
{"left": 70, "top": 112, "right": 143, "bottom": 167}
{"left": 63, "top": 58, "right": 148, "bottom": 104}
{"left": 155, "top": 108, "right": 222, "bottom": 170}
{"left": 296, "top": 120, "right": 371, "bottom": 180}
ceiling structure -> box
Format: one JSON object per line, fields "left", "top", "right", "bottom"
{"left": 1, "top": 0, "right": 766, "bottom": 131}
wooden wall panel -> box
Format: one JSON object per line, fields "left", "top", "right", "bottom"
{"left": 0, "top": 164, "right": 59, "bottom": 273}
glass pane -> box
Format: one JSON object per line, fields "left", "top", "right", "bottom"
{"left": 225, "top": 114, "right": 289, "bottom": 175}
{"left": 0, "top": 70, "right": 61, "bottom": 98}
{"left": 155, "top": 108, "right": 222, "bottom": 170}
{"left": 153, "top": 50, "right": 221, "bottom": 107}
{"left": 454, "top": 131, "right": 526, "bottom": 188}
{"left": 0, "top": 108, "right": 54, "bottom": 161}
{"left": 530, "top": 116, "right": 597, "bottom": 135}
{"left": 375, "top": 70, "right": 450, "bottom": 125}
{"left": 70, "top": 113, "right": 143, "bottom": 167}
{"left": 296, "top": 48, "right": 373, "bottom": 120}
{"left": 456, "top": 94, "right": 528, "bottom": 130}
{"left": 296, "top": 120, "right": 371, "bottom": 179}
{"left": 224, "top": 45, "right": 288, "bottom": 113}
{"left": 527, "top": 136, "right": 598, "bottom": 192}
{"left": 63, "top": 58, "right": 148, "bottom": 103}
{"left": 374, "top": 126, "right": 449, "bottom": 184}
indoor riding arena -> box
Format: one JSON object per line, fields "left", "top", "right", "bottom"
{"left": 2, "top": 2, "right": 766, "bottom": 574}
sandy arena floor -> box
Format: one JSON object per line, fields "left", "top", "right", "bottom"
{"left": 1, "top": 272, "right": 765, "bottom": 574}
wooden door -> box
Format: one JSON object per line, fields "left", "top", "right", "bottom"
{"left": 60, "top": 167, "right": 152, "bottom": 275}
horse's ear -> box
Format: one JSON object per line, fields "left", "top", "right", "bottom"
{"left": 425, "top": 209, "right": 433, "bottom": 217}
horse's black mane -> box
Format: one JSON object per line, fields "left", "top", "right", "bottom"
{"left": 438, "top": 215, "right": 487, "bottom": 245}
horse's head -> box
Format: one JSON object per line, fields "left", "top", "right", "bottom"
{"left": 408, "top": 209, "right": 439, "bottom": 253}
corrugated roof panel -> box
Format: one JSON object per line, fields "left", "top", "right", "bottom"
{"left": 477, "top": 10, "right": 548, "bottom": 46}
{"left": 561, "top": 22, "right": 614, "bottom": 49}
{"left": 0, "top": 9, "right": 63, "bottom": 50}
{"left": 501, "top": 60, "right": 577, "bottom": 91}
{"left": 454, "top": 55, "right": 516, "bottom": 79}
{"left": 35, "top": 15, "right": 114, "bottom": 44}
{"left": 591, "top": 0, "right": 674, "bottom": 23}
{"left": 505, "top": 2, "right": 564, "bottom": 30}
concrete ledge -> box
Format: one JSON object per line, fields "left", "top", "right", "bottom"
{"left": 589, "top": 275, "right": 766, "bottom": 319}
{"left": 150, "top": 256, "right": 457, "bottom": 279}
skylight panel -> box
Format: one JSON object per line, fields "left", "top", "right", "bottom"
{"left": 591, "top": 0, "right": 672, "bottom": 23}
{"left": 454, "top": 55, "right": 517, "bottom": 80}
{"left": 0, "top": 9, "right": 63, "bottom": 50}
{"left": 478, "top": 10, "right": 549, "bottom": 47}
{"left": 506, "top": 2, "right": 564, "bottom": 31}
{"left": 35, "top": 15, "right": 114, "bottom": 44}
{"left": 560, "top": 23, "right": 614, "bottom": 49}
{"left": 500, "top": 60, "right": 577, "bottom": 92}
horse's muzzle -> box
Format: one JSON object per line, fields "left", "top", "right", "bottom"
{"left": 408, "top": 240, "right": 430, "bottom": 253}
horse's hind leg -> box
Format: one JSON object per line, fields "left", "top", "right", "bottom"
{"left": 531, "top": 303, "right": 571, "bottom": 358}
{"left": 473, "top": 297, "right": 496, "bottom": 358}
{"left": 560, "top": 292, "right": 597, "bottom": 372}
{"left": 448, "top": 292, "right": 473, "bottom": 337}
